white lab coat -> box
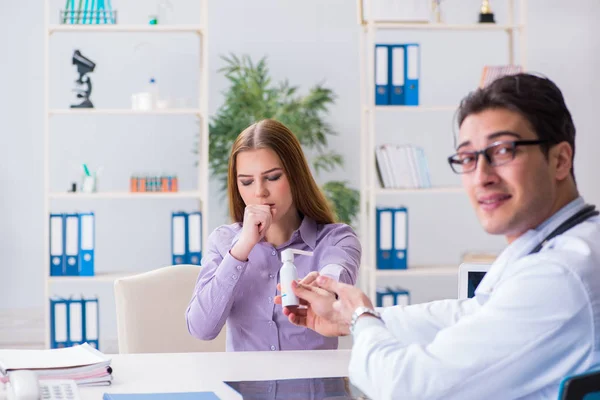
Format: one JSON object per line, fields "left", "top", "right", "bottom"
{"left": 350, "top": 198, "right": 600, "bottom": 399}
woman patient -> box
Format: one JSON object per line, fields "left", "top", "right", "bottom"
{"left": 185, "top": 119, "right": 361, "bottom": 351}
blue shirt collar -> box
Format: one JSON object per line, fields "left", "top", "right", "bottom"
{"left": 535, "top": 196, "right": 585, "bottom": 233}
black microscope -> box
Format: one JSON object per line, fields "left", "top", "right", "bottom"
{"left": 71, "top": 50, "right": 96, "bottom": 108}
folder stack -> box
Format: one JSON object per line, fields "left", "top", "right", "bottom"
{"left": 171, "top": 211, "right": 202, "bottom": 265}
{"left": 375, "top": 144, "right": 431, "bottom": 189}
{"left": 375, "top": 43, "right": 420, "bottom": 106}
{"left": 50, "top": 297, "right": 99, "bottom": 350}
{"left": 376, "top": 287, "right": 411, "bottom": 307}
{"left": 376, "top": 207, "right": 408, "bottom": 270}
{"left": 49, "top": 212, "right": 95, "bottom": 277}
{"left": 0, "top": 343, "right": 112, "bottom": 386}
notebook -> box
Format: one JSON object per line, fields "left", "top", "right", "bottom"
{"left": 103, "top": 393, "right": 220, "bottom": 400}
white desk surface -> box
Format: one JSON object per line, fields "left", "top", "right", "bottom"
{"left": 81, "top": 349, "right": 352, "bottom": 399}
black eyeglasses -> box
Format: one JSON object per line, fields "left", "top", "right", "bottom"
{"left": 447, "top": 139, "right": 549, "bottom": 174}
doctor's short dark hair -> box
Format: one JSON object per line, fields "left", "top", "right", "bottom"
{"left": 456, "top": 73, "right": 576, "bottom": 177}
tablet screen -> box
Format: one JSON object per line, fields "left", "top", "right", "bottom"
{"left": 468, "top": 271, "right": 487, "bottom": 298}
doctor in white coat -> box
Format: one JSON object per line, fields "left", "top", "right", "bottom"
{"left": 275, "top": 73, "right": 600, "bottom": 399}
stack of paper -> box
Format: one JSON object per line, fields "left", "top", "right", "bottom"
{"left": 0, "top": 343, "right": 112, "bottom": 387}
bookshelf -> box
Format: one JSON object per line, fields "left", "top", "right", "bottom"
{"left": 42, "top": 2, "right": 209, "bottom": 349}
{"left": 374, "top": 264, "right": 457, "bottom": 277}
{"left": 48, "top": 191, "right": 203, "bottom": 200}
{"left": 357, "top": 1, "right": 526, "bottom": 302}
{"left": 48, "top": 24, "right": 204, "bottom": 34}
{"left": 368, "top": 23, "right": 523, "bottom": 31}
{"left": 48, "top": 272, "right": 138, "bottom": 284}
{"left": 49, "top": 109, "right": 202, "bottom": 116}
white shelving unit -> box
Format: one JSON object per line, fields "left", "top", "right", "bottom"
{"left": 48, "top": 272, "right": 139, "bottom": 284}
{"left": 374, "top": 264, "right": 458, "bottom": 277}
{"left": 49, "top": 109, "right": 202, "bottom": 116}
{"left": 42, "top": 2, "right": 209, "bottom": 349}
{"left": 48, "top": 191, "right": 203, "bottom": 199}
{"left": 357, "top": 1, "right": 527, "bottom": 302}
{"left": 48, "top": 24, "right": 203, "bottom": 33}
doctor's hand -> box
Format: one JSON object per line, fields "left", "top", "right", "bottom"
{"left": 230, "top": 205, "right": 273, "bottom": 261}
{"left": 274, "top": 273, "right": 349, "bottom": 337}
{"left": 273, "top": 271, "right": 321, "bottom": 310}
{"left": 311, "top": 276, "right": 375, "bottom": 326}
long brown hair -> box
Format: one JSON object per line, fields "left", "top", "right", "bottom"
{"left": 227, "top": 119, "right": 336, "bottom": 224}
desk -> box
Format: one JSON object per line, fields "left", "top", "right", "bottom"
{"left": 81, "top": 350, "right": 352, "bottom": 399}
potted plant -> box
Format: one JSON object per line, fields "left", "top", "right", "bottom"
{"left": 207, "top": 54, "right": 359, "bottom": 226}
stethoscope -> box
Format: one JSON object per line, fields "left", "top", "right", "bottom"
{"left": 529, "top": 204, "right": 599, "bottom": 254}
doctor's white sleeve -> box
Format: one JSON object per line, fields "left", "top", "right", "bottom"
{"left": 349, "top": 262, "right": 593, "bottom": 399}
{"left": 376, "top": 297, "right": 479, "bottom": 346}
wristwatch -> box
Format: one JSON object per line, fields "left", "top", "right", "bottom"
{"left": 350, "top": 306, "right": 382, "bottom": 334}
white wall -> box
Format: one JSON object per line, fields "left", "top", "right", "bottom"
{"left": 0, "top": 0, "right": 598, "bottom": 347}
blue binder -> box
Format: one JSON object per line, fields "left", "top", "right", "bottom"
{"left": 376, "top": 207, "right": 408, "bottom": 270}
{"left": 50, "top": 297, "right": 100, "bottom": 349}
{"left": 64, "top": 213, "right": 80, "bottom": 276}
{"left": 172, "top": 212, "right": 188, "bottom": 265}
{"left": 49, "top": 214, "right": 65, "bottom": 276}
{"left": 376, "top": 208, "right": 394, "bottom": 269}
{"left": 404, "top": 43, "right": 420, "bottom": 106}
{"left": 78, "top": 212, "right": 95, "bottom": 276}
{"left": 83, "top": 297, "right": 100, "bottom": 349}
{"left": 186, "top": 211, "right": 202, "bottom": 265}
{"left": 393, "top": 207, "right": 408, "bottom": 269}
{"left": 375, "top": 44, "right": 390, "bottom": 105}
{"left": 392, "top": 287, "right": 411, "bottom": 306}
{"left": 376, "top": 287, "right": 411, "bottom": 307}
{"left": 68, "top": 297, "right": 85, "bottom": 347}
{"left": 50, "top": 297, "right": 69, "bottom": 348}
{"left": 390, "top": 45, "right": 406, "bottom": 105}
{"left": 376, "top": 287, "right": 396, "bottom": 307}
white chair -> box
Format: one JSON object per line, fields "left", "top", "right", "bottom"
{"left": 114, "top": 264, "right": 226, "bottom": 354}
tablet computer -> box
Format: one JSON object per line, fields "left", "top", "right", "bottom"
{"left": 224, "top": 376, "right": 370, "bottom": 399}
{"left": 458, "top": 263, "right": 490, "bottom": 299}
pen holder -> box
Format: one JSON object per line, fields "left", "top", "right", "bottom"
{"left": 81, "top": 174, "right": 97, "bottom": 193}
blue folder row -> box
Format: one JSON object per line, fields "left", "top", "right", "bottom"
{"left": 49, "top": 212, "right": 95, "bottom": 276}
{"left": 50, "top": 297, "right": 99, "bottom": 349}
{"left": 376, "top": 207, "right": 408, "bottom": 269}
{"left": 376, "top": 287, "right": 411, "bottom": 307}
{"left": 375, "top": 43, "right": 420, "bottom": 106}
{"left": 171, "top": 211, "right": 202, "bottom": 265}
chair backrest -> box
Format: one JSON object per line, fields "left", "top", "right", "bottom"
{"left": 114, "top": 265, "right": 226, "bottom": 354}
{"left": 559, "top": 370, "right": 600, "bottom": 400}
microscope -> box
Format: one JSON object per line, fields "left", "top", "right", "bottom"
{"left": 71, "top": 50, "right": 96, "bottom": 108}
